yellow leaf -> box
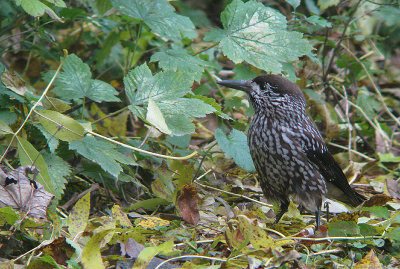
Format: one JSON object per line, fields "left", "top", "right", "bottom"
{"left": 136, "top": 216, "right": 170, "bottom": 230}
{"left": 67, "top": 192, "right": 90, "bottom": 239}
{"left": 112, "top": 204, "right": 133, "bottom": 228}
{"left": 81, "top": 229, "right": 114, "bottom": 269}
{"left": 355, "top": 249, "right": 382, "bottom": 269}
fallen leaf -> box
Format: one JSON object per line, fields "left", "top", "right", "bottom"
{"left": 363, "top": 194, "right": 392, "bottom": 207}
{"left": 118, "top": 238, "right": 144, "bottom": 258}
{"left": 67, "top": 191, "right": 91, "bottom": 239}
{"left": 112, "top": 204, "right": 133, "bottom": 228}
{"left": 0, "top": 165, "right": 54, "bottom": 219}
{"left": 354, "top": 249, "right": 382, "bottom": 269}
{"left": 40, "top": 237, "right": 76, "bottom": 266}
{"left": 176, "top": 184, "right": 200, "bottom": 225}
{"left": 136, "top": 216, "right": 170, "bottom": 229}
{"left": 1, "top": 71, "right": 28, "bottom": 96}
{"left": 386, "top": 178, "right": 400, "bottom": 200}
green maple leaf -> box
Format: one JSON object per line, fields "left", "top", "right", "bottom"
{"left": 205, "top": 0, "right": 312, "bottom": 74}
{"left": 46, "top": 54, "right": 119, "bottom": 102}
{"left": 150, "top": 48, "right": 209, "bottom": 82}
{"left": 112, "top": 0, "right": 196, "bottom": 40}
{"left": 124, "top": 63, "right": 215, "bottom": 136}
{"left": 69, "top": 136, "right": 136, "bottom": 178}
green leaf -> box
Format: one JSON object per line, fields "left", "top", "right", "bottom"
{"left": 125, "top": 63, "right": 215, "bottom": 136}
{"left": 166, "top": 135, "right": 190, "bottom": 148}
{"left": 318, "top": 0, "right": 340, "bottom": 11}
{"left": 146, "top": 96, "right": 172, "bottom": 135}
{"left": 34, "top": 124, "right": 59, "bottom": 153}
{"left": 328, "top": 221, "right": 360, "bottom": 237}
{"left": 128, "top": 198, "right": 170, "bottom": 211}
{"left": 96, "top": 31, "right": 120, "bottom": 68}
{"left": 378, "top": 153, "right": 400, "bottom": 163}
{"left": 0, "top": 207, "right": 20, "bottom": 226}
{"left": 27, "top": 254, "right": 63, "bottom": 269}
{"left": 376, "top": 7, "right": 400, "bottom": 26}
{"left": 134, "top": 240, "right": 174, "bottom": 268}
{"left": 69, "top": 136, "right": 136, "bottom": 178}
{"left": 47, "top": 54, "right": 120, "bottom": 102}
{"left": 42, "top": 152, "right": 70, "bottom": 198}
{"left": 19, "top": 0, "right": 63, "bottom": 21}
{"left": 16, "top": 136, "right": 56, "bottom": 196}
{"left": 361, "top": 206, "right": 390, "bottom": 219}
{"left": 356, "top": 89, "right": 380, "bottom": 119}
{"left": 205, "top": 0, "right": 312, "bottom": 74}
{"left": 285, "top": 0, "right": 300, "bottom": 9}
{"left": 111, "top": 0, "right": 196, "bottom": 40}
{"left": 359, "top": 223, "right": 379, "bottom": 237}
{"left": 215, "top": 128, "right": 255, "bottom": 172}
{"left": 191, "top": 95, "right": 231, "bottom": 119}
{"left": 67, "top": 192, "right": 91, "bottom": 239}
{"left": 232, "top": 64, "right": 259, "bottom": 80}
{"left": 0, "top": 120, "right": 13, "bottom": 135}
{"left": 158, "top": 98, "right": 216, "bottom": 135}
{"left": 306, "top": 15, "right": 332, "bottom": 27}
{"left": 150, "top": 48, "right": 209, "bottom": 82}
{"left": 304, "top": 89, "right": 326, "bottom": 104}
{"left": 125, "top": 64, "right": 190, "bottom": 105}
{"left": 385, "top": 227, "right": 400, "bottom": 241}
{"left": 36, "top": 110, "right": 85, "bottom": 142}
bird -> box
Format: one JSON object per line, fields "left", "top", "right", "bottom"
{"left": 217, "top": 74, "right": 365, "bottom": 228}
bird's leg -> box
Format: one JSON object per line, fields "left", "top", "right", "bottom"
{"left": 314, "top": 203, "right": 322, "bottom": 230}
{"left": 274, "top": 200, "right": 290, "bottom": 224}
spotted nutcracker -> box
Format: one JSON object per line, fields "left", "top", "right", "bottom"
{"left": 217, "top": 75, "right": 365, "bottom": 228}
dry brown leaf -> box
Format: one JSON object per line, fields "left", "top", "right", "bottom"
{"left": 0, "top": 165, "right": 54, "bottom": 219}
{"left": 362, "top": 194, "right": 392, "bottom": 207}
{"left": 176, "top": 184, "right": 200, "bottom": 225}
{"left": 118, "top": 238, "right": 144, "bottom": 258}
{"left": 41, "top": 237, "right": 76, "bottom": 266}
{"left": 1, "top": 71, "right": 28, "bottom": 96}
{"left": 386, "top": 178, "right": 400, "bottom": 200}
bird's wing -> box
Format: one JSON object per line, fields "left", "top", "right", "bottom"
{"left": 301, "top": 119, "right": 365, "bottom": 206}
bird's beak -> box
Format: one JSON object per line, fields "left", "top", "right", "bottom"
{"left": 217, "top": 79, "right": 251, "bottom": 93}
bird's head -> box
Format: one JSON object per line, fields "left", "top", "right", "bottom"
{"left": 217, "top": 74, "right": 306, "bottom": 113}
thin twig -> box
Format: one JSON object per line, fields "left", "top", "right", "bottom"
{"left": 87, "top": 130, "right": 198, "bottom": 160}
{"left": 192, "top": 43, "right": 218, "bottom": 56}
{"left": 309, "top": 248, "right": 342, "bottom": 257}
{"left": 341, "top": 44, "right": 400, "bottom": 127}
{"left": 342, "top": 85, "right": 353, "bottom": 161}
{"left": 154, "top": 255, "right": 227, "bottom": 269}
{"left": 60, "top": 183, "right": 100, "bottom": 211}
{"left": 91, "top": 106, "right": 129, "bottom": 125}
{"left": 329, "top": 85, "right": 382, "bottom": 135}
{"left": 138, "top": 129, "right": 151, "bottom": 148}
{"left": 280, "top": 235, "right": 383, "bottom": 241}
{"left": 322, "top": 0, "right": 362, "bottom": 83}
{"left": 194, "top": 174, "right": 272, "bottom": 208}
{"left": 327, "top": 142, "right": 375, "bottom": 161}
{"left": 0, "top": 50, "right": 68, "bottom": 162}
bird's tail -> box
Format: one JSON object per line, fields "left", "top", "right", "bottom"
{"left": 326, "top": 182, "right": 366, "bottom": 207}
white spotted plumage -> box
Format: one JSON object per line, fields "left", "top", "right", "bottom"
{"left": 217, "top": 75, "right": 365, "bottom": 227}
